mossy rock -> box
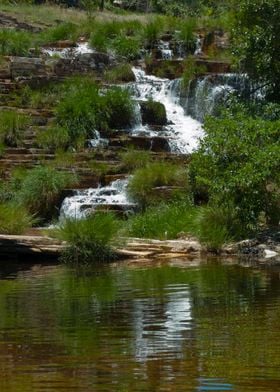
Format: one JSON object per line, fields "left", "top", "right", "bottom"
{"left": 140, "top": 100, "right": 167, "bottom": 126}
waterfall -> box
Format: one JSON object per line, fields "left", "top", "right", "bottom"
{"left": 183, "top": 73, "right": 255, "bottom": 122}
{"left": 131, "top": 68, "right": 203, "bottom": 154}
{"left": 60, "top": 178, "right": 135, "bottom": 219}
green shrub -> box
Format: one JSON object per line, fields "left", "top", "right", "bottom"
{"left": 119, "top": 148, "right": 151, "bottom": 172}
{"left": 191, "top": 111, "right": 280, "bottom": 228}
{"left": 124, "top": 201, "right": 197, "bottom": 240}
{"left": 0, "top": 202, "right": 34, "bottom": 235}
{"left": 128, "top": 162, "right": 189, "bottom": 208}
{"left": 36, "top": 126, "right": 70, "bottom": 151}
{"left": 0, "top": 111, "right": 30, "bottom": 147}
{"left": 39, "top": 22, "right": 78, "bottom": 44}
{"left": 57, "top": 78, "right": 106, "bottom": 146}
{"left": 52, "top": 213, "right": 119, "bottom": 263}
{"left": 111, "top": 36, "right": 141, "bottom": 60}
{"left": 103, "top": 87, "right": 134, "bottom": 129}
{"left": 16, "top": 166, "right": 77, "bottom": 221}
{"left": 143, "top": 18, "right": 163, "bottom": 47}
{"left": 176, "top": 18, "right": 197, "bottom": 52}
{"left": 0, "top": 29, "right": 32, "bottom": 56}
{"left": 182, "top": 57, "right": 207, "bottom": 88}
{"left": 104, "top": 63, "right": 136, "bottom": 83}
{"left": 57, "top": 79, "right": 134, "bottom": 144}
{"left": 191, "top": 204, "right": 243, "bottom": 252}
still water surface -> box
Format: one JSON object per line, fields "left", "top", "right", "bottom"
{"left": 0, "top": 259, "right": 279, "bottom": 391}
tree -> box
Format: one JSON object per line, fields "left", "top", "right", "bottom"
{"left": 191, "top": 109, "right": 280, "bottom": 227}
{"left": 232, "top": 0, "right": 280, "bottom": 102}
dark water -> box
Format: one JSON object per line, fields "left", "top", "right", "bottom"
{"left": 0, "top": 259, "right": 279, "bottom": 392}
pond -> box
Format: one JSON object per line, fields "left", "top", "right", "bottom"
{"left": 0, "top": 258, "right": 279, "bottom": 391}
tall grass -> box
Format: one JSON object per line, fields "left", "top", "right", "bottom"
{"left": 119, "top": 148, "right": 151, "bottom": 171}
{"left": 0, "top": 111, "right": 30, "bottom": 147}
{"left": 16, "top": 166, "right": 77, "bottom": 221}
{"left": 39, "top": 22, "right": 79, "bottom": 44}
{"left": 0, "top": 29, "right": 32, "bottom": 56}
{"left": 0, "top": 202, "right": 34, "bottom": 235}
{"left": 124, "top": 201, "right": 197, "bottom": 240}
{"left": 104, "top": 63, "right": 135, "bottom": 83}
{"left": 127, "top": 162, "right": 189, "bottom": 208}
{"left": 191, "top": 204, "right": 244, "bottom": 252}
{"left": 57, "top": 78, "right": 134, "bottom": 146}
{"left": 52, "top": 213, "right": 119, "bottom": 263}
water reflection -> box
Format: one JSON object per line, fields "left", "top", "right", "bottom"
{"left": 134, "top": 287, "right": 192, "bottom": 360}
{"left": 0, "top": 261, "right": 279, "bottom": 391}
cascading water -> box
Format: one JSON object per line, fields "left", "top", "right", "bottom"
{"left": 42, "top": 42, "right": 93, "bottom": 58}
{"left": 131, "top": 68, "right": 203, "bottom": 154}
{"left": 60, "top": 178, "right": 135, "bottom": 219}
{"left": 183, "top": 73, "right": 255, "bottom": 122}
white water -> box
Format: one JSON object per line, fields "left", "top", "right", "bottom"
{"left": 60, "top": 178, "right": 135, "bottom": 219}
{"left": 42, "top": 42, "right": 93, "bottom": 58}
{"left": 131, "top": 68, "right": 203, "bottom": 154}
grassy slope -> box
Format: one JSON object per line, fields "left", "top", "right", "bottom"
{"left": 0, "top": 4, "right": 153, "bottom": 28}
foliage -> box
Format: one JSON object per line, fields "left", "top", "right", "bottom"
{"left": 141, "top": 99, "right": 167, "bottom": 125}
{"left": 176, "top": 18, "right": 197, "bottom": 52}
{"left": 52, "top": 213, "right": 119, "bottom": 263}
{"left": 39, "top": 22, "right": 78, "bottom": 44}
{"left": 127, "top": 162, "right": 189, "bottom": 208}
{"left": 124, "top": 200, "right": 197, "bottom": 239}
{"left": 111, "top": 35, "right": 140, "bottom": 60}
{"left": 182, "top": 57, "right": 207, "bottom": 88}
{"left": 119, "top": 148, "right": 151, "bottom": 172}
{"left": 232, "top": 0, "right": 280, "bottom": 101}
{"left": 104, "top": 63, "right": 135, "bottom": 83}
{"left": 191, "top": 204, "right": 244, "bottom": 252}
{"left": 0, "top": 111, "right": 30, "bottom": 147}
{"left": 103, "top": 87, "right": 135, "bottom": 129}
{"left": 0, "top": 202, "right": 34, "bottom": 235}
{"left": 57, "top": 79, "right": 134, "bottom": 146}
{"left": 0, "top": 29, "right": 32, "bottom": 56}
{"left": 143, "top": 17, "right": 163, "bottom": 47}
{"left": 36, "top": 126, "right": 70, "bottom": 150}
{"left": 191, "top": 111, "right": 280, "bottom": 228}
{"left": 16, "top": 166, "right": 77, "bottom": 221}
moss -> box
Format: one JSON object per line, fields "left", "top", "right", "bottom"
{"left": 140, "top": 100, "right": 167, "bottom": 126}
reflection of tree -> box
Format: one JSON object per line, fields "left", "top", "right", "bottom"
{"left": 0, "top": 263, "right": 279, "bottom": 390}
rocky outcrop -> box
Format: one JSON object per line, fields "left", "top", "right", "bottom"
{"left": 0, "top": 12, "right": 42, "bottom": 32}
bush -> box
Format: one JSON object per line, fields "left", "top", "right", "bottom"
{"left": 39, "top": 22, "right": 78, "bottom": 44}
{"left": 36, "top": 126, "right": 70, "bottom": 150}
{"left": 103, "top": 87, "right": 135, "bottom": 129}
{"left": 57, "top": 78, "right": 107, "bottom": 146}
{"left": 176, "top": 18, "right": 197, "bottom": 53}
{"left": 0, "top": 111, "right": 30, "bottom": 147}
{"left": 0, "top": 203, "right": 34, "bottom": 235}
{"left": 128, "top": 162, "right": 189, "bottom": 208}
{"left": 191, "top": 111, "right": 280, "bottom": 228}
{"left": 124, "top": 201, "right": 197, "bottom": 240}
{"left": 191, "top": 204, "right": 244, "bottom": 252}
{"left": 111, "top": 36, "right": 141, "bottom": 60}
{"left": 57, "top": 79, "right": 134, "bottom": 145}
{"left": 52, "top": 213, "right": 119, "bottom": 263}
{"left": 16, "top": 166, "right": 77, "bottom": 221}
{"left": 143, "top": 18, "right": 163, "bottom": 48}
{"left": 0, "top": 29, "right": 32, "bottom": 56}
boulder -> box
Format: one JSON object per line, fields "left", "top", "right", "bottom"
{"left": 140, "top": 100, "right": 167, "bottom": 126}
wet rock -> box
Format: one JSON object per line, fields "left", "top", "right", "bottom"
{"left": 140, "top": 100, "right": 167, "bottom": 126}
{"left": 10, "top": 57, "right": 48, "bottom": 79}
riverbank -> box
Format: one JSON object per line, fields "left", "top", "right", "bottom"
{"left": 0, "top": 231, "right": 279, "bottom": 264}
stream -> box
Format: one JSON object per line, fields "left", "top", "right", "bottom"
{"left": 0, "top": 259, "right": 279, "bottom": 391}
